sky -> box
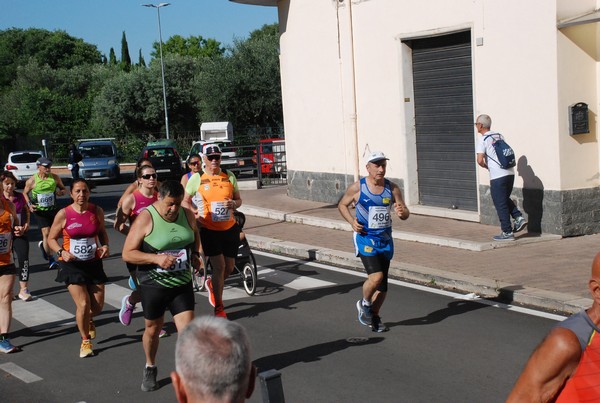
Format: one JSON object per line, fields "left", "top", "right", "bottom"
{"left": 3, "top": 1, "right": 278, "bottom": 62}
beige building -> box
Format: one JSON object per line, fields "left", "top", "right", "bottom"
{"left": 233, "top": 0, "right": 600, "bottom": 236}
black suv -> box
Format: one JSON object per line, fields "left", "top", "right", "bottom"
{"left": 140, "top": 145, "right": 184, "bottom": 180}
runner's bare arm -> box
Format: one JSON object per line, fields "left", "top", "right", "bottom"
{"left": 114, "top": 194, "right": 134, "bottom": 234}
{"left": 338, "top": 181, "right": 363, "bottom": 233}
{"left": 53, "top": 174, "right": 67, "bottom": 196}
{"left": 118, "top": 181, "right": 138, "bottom": 208}
{"left": 96, "top": 206, "right": 110, "bottom": 258}
{"left": 391, "top": 184, "right": 409, "bottom": 220}
{"left": 22, "top": 177, "right": 35, "bottom": 210}
{"left": 47, "top": 209, "right": 68, "bottom": 259}
{"left": 507, "top": 328, "right": 581, "bottom": 402}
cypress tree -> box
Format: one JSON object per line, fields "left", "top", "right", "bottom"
{"left": 109, "top": 48, "right": 117, "bottom": 65}
{"left": 121, "top": 31, "right": 132, "bottom": 72}
{"left": 138, "top": 49, "right": 146, "bottom": 67}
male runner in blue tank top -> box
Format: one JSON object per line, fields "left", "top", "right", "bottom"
{"left": 338, "top": 151, "right": 409, "bottom": 332}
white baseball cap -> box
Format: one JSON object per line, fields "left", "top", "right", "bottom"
{"left": 366, "top": 151, "right": 389, "bottom": 164}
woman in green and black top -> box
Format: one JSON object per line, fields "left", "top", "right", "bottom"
{"left": 122, "top": 180, "right": 203, "bottom": 392}
{"left": 22, "top": 157, "right": 66, "bottom": 269}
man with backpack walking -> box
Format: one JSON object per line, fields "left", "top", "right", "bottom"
{"left": 475, "top": 114, "right": 527, "bottom": 241}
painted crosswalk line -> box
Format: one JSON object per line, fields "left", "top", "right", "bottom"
{"left": 257, "top": 267, "right": 335, "bottom": 290}
{"left": 11, "top": 297, "right": 74, "bottom": 329}
{"left": 11, "top": 267, "right": 335, "bottom": 329}
{"left": 0, "top": 363, "right": 43, "bottom": 383}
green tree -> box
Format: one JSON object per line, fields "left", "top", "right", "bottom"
{"left": 196, "top": 24, "right": 282, "bottom": 134}
{"left": 109, "top": 48, "right": 117, "bottom": 66}
{"left": 0, "top": 28, "right": 101, "bottom": 89}
{"left": 120, "top": 31, "right": 132, "bottom": 72}
{"left": 138, "top": 49, "right": 146, "bottom": 67}
{"left": 0, "top": 61, "right": 115, "bottom": 149}
{"left": 152, "top": 34, "right": 224, "bottom": 59}
{"left": 90, "top": 54, "right": 201, "bottom": 136}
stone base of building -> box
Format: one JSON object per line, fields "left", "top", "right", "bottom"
{"left": 479, "top": 184, "right": 600, "bottom": 237}
{"left": 287, "top": 169, "right": 404, "bottom": 204}
{"left": 287, "top": 170, "right": 600, "bottom": 237}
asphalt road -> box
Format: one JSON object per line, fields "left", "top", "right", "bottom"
{"left": 0, "top": 182, "right": 560, "bottom": 402}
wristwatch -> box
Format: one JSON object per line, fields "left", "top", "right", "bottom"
{"left": 56, "top": 248, "right": 64, "bottom": 258}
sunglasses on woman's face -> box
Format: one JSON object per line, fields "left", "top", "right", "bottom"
{"left": 207, "top": 155, "right": 221, "bottom": 161}
{"left": 141, "top": 173, "right": 157, "bottom": 180}
{"left": 188, "top": 161, "right": 200, "bottom": 166}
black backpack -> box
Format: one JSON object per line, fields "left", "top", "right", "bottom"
{"left": 484, "top": 134, "right": 516, "bottom": 169}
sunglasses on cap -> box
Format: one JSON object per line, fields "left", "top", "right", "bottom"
{"left": 141, "top": 173, "right": 157, "bottom": 180}
{"left": 207, "top": 155, "right": 220, "bottom": 161}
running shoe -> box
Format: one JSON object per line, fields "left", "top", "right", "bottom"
{"left": 79, "top": 339, "right": 94, "bottom": 358}
{"left": 141, "top": 366, "right": 158, "bottom": 392}
{"left": 206, "top": 276, "right": 216, "bottom": 307}
{"left": 49, "top": 257, "right": 59, "bottom": 270}
{"left": 38, "top": 241, "right": 48, "bottom": 261}
{"left": 89, "top": 320, "right": 96, "bottom": 340}
{"left": 214, "top": 304, "right": 228, "bottom": 319}
{"left": 159, "top": 328, "right": 169, "bottom": 338}
{"left": 18, "top": 288, "right": 32, "bottom": 302}
{"left": 356, "top": 300, "right": 372, "bottom": 326}
{"left": 128, "top": 276, "right": 137, "bottom": 290}
{"left": 371, "top": 315, "right": 389, "bottom": 333}
{"left": 492, "top": 231, "right": 515, "bottom": 241}
{"left": 0, "top": 338, "right": 18, "bottom": 354}
{"left": 513, "top": 216, "right": 528, "bottom": 233}
{"left": 119, "top": 295, "right": 134, "bottom": 326}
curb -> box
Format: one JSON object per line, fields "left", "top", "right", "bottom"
{"left": 246, "top": 234, "right": 590, "bottom": 315}
{"left": 239, "top": 205, "right": 563, "bottom": 252}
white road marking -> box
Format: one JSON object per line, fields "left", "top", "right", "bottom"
{"left": 254, "top": 250, "right": 568, "bottom": 321}
{"left": 12, "top": 298, "right": 74, "bottom": 329}
{"left": 0, "top": 363, "right": 43, "bottom": 383}
{"left": 258, "top": 267, "right": 336, "bottom": 290}
{"left": 104, "top": 283, "right": 133, "bottom": 308}
{"left": 222, "top": 286, "right": 252, "bottom": 301}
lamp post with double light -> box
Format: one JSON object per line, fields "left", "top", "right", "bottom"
{"left": 142, "top": 2, "right": 171, "bottom": 139}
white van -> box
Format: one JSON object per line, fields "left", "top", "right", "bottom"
{"left": 188, "top": 122, "right": 238, "bottom": 170}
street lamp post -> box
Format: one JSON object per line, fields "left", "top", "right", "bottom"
{"left": 143, "top": 2, "right": 171, "bottom": 139}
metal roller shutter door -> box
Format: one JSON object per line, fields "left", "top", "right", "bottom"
{"left": 411, "top": 31, "right": 477, "bottom": 211}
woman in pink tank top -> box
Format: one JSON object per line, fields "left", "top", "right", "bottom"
{"left": 47, "top": 179, "right": 110, "bottom": 358}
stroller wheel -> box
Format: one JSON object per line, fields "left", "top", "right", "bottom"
{"left": 242, "top": 262, "right": 257, "bottom": 296}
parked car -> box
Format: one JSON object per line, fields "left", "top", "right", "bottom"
{"left": 254, "top": 138, "right": 286, "bottom": 175}
{"left": 78, "top": 139, "right": 120, "bottom": 181}
{"left": 140, "top": 144, "right": 184, "bottom": 180}
{"left": 5, "top": 150, "right": 44, "bottom": 185}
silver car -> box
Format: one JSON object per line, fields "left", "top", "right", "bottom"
{"left": 5, "top": 150, "right": 44, "bottom": 185}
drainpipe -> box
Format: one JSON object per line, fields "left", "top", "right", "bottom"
{"left": 346, "top": 0, "right": 360, "bottom": 181}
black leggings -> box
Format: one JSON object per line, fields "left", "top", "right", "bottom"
{"left": 13, "top": 236, "right": 30, "bottom": 282}
{"left": 359, "top": 253, "right": 390, "bottom": 293}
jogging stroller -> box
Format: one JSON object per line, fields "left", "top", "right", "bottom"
{"left": 192, "top": 211, "right": 258, "bottom": 295}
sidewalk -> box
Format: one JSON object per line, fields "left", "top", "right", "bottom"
{"left": 239, "top": 186, "right": 598, "bottom": 315}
